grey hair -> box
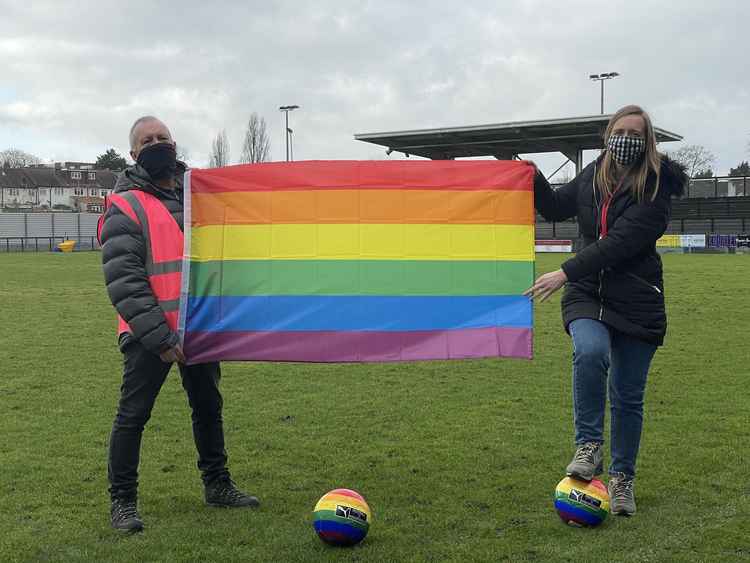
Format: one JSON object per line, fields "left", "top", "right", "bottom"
{"left": 129, "top": 116, "right": 171, "bottom": 150}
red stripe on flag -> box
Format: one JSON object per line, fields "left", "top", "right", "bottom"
{"left": 189, "top": 160, "right": 534, "bottom": 194}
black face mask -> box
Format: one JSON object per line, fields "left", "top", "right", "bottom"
{"left": 136, "top": 142, "right": 177, "bottom": 182}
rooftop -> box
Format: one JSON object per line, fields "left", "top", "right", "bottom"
{"left": 355, "top": 114, "right": 683, "bottom": 160}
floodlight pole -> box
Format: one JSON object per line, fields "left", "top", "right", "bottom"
{"left": 589, "top": 72, "right": 620, "bottom": 114}
{"left": 279, "top": 105, "right": 300, "bottom": 162}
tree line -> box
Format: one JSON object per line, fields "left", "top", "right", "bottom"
{"left": 0, "top": 112, "right": 271, "bottom": 172}
{"left": 665, "top": 144, "right": 748, "bottom": 179}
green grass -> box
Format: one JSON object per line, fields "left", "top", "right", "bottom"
{"left": 1, "top": 252, "right": 748, "bottom": 562}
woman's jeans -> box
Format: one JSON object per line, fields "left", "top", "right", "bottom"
{"left": 569, "top": 318, "right": 657, "bottom": 478}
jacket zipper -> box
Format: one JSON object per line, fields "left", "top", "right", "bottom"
{"left": 625, "top": 272, "right": 662, "bottom": 294}
{"left": 593, "top": 166, "right": 605, "bottom": 321}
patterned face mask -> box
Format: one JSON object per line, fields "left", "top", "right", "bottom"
{"left": 607, "top": 135, "right": 645, "bottom": 166}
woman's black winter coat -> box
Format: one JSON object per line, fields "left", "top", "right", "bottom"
{"left": 534, "top": 155, "right": 687, "bottom": 346}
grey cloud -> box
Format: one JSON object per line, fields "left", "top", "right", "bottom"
{"left": 0, "top": 0, "right": 748, "bottom": 173}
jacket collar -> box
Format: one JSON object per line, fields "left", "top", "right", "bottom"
{"left": 114, "top": 161, "right": 187, "bottom": 200}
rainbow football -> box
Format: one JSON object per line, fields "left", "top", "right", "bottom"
{"left": 554, "top": 477, "right": 609, "bottom": 527}
{"left": 313, "top": 489, "right": 371, "bottom": 546}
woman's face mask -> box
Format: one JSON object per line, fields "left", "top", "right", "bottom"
{"left": 607, "top": 135, "right": 645, "bottom": 166}
{"left": 607, "top": 114, "right": 647, "bottom": 166}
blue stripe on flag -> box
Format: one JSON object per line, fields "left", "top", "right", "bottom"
{"left": 185, "top": 295, "right": 532, "bottom": 332}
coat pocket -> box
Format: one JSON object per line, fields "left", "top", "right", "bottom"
{"left": 624, "top": 272, "right": 662, "bottom": 294}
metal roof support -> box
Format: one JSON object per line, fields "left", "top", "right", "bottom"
{"left": 559, "top": 145, "right": 586, "bottom": 175}
{"left": 492, "top": 149, "right": 517, "bottom": 161}
{"left": 575, "top": 148, "right": 584, "bottom": 174}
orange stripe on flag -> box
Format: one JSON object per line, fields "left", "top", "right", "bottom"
{"left": 192, "top": 189, "right": 534, "bottom": 226}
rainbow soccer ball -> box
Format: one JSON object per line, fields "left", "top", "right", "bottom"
{"left": 313, "top": 489, "right": 371, "bottom": 546}
{"left": 554, "top": 477, "right": 609, "bottom": 527}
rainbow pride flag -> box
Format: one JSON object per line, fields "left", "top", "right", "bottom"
{"left": 178, "top": 160, "right": 535, "bottom": 363}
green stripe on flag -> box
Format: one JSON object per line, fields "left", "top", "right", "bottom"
{"left": 190, "top": 259, "right": 534, "bottom": 297}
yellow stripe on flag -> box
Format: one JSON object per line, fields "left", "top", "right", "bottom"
{"left": 190, "top": 224, "right": 534, "bottom": 262}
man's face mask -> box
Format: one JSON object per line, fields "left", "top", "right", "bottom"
{"left": 137, "top": 142, "right": 177, "bottom": 181}
{"left": 607, "top": 135, "right": 645, "bottom": 166}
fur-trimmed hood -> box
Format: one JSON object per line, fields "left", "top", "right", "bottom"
{"left": 658, "top": 154, "right": 687, "bottom": 197}
{"left": 593, "top": 152, "right": 688, "bottom": 198}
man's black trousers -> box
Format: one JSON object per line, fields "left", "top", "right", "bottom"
{"left": 108, "top": 339, "right": 229, "bottom": 500}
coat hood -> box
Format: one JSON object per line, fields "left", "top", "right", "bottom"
{"left": 592, "top": 152, "right": 688, "bottom": 198}
{"left": 658, "top": 154, "right": 687, "bottom": 197}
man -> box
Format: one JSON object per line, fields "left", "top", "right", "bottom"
{"left": 100, "top": 116, "right": 259, "bottom": 533}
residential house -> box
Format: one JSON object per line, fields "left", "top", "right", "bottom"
{"left": 0, "top": 162, "right": 118, "bottom": 212}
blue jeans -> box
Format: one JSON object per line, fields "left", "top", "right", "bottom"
{"left": 569, "top": 318, "right": 657, "bottom": 478}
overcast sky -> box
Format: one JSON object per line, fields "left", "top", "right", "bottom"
{"left": 1, "top": 0, "right": 748, "bottom": 177}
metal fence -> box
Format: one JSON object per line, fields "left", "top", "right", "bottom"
{"left": 686, "top": 176, "right": 748, "bottom": 198}
{"left": 551, "top": 175, "right": 748, "bottom": 198}
{"left": 0, "top": 236, "right": 101, "bottom": 252}
{"left": 0, "top": 212, "right": 101, "bottom": 252}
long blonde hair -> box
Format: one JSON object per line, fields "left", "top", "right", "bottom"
{"left": 596, "top": 105, "right": 662, "bottom": 202}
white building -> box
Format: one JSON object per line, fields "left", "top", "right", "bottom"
{"left": 0, "top": 162, "right": 118, "bottom": 212}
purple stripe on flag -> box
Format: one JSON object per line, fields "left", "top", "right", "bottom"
{"left": 184, "top": 327, "right": 532, "bottom": 364}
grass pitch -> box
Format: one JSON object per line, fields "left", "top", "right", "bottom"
{"left": 0, "top": 252, "right": 748, "bottom": 562}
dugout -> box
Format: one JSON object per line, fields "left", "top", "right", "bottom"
{"left": 355, "top": 114, "right": 682, "bottom": 176}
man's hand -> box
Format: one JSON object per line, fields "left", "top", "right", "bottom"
{"left": 159, "top": 343, "right": 186, "bottom": 364}
{"left": 523, "top": 269, "right": 568, "bottom": 303}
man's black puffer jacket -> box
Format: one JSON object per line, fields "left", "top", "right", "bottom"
{"left": 100, "top": 162, "right": 186, "bottom": 353}
{"left": 534, "top": 154, "right": 687, "bottom": 346}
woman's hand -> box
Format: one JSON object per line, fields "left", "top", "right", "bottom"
{"left": 523, "top": 269, "right": 568, "bottom": 302}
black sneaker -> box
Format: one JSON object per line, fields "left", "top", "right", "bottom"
{"left": 111, "top": 498, "right": 144, "bottom": 532}
{"left": 205, "top": 478, "right": 260, "bottom": 508}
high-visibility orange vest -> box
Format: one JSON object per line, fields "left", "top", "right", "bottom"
{"left": 98, "top": 190, "right": 183, "bottom": 336}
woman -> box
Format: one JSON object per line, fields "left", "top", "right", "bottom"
{"left": 525, "top": 105, "right": 687, "bottom": 516}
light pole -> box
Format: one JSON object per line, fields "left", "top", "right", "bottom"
{"left": 279, "top": 105, "right": 299, "bottom": 162}
{"left": 589, "top": 72, "right": 619, "bottom": 114}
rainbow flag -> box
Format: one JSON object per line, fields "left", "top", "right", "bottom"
{"left": 178, "top": 160, "right": 535, "bottom": 363}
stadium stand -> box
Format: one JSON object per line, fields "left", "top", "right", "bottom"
{"left": 535, "top": 195, "right": 750, "bottom": 249}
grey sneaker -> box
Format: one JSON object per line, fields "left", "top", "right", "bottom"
{"left": 565, "top": 442, "right": 604, "bottom": 481}
{"left": 608, "top": 473, "right": 636, "bottom": 516}
{"left": 111, "top": 498, "right": 144, "bottom": 533}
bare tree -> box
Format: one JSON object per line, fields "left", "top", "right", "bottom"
{"left": 208, "top": 130, "right": 230, "bottom": 168}
{"left": 0, "top": 148, "right": 42, "bottom": 168}
{"left": 239, "top": 113, "right": 271, "bottom": 164}
{"left": 667, "top": 144, "right": 716, "bottom": 179}
{"left": 176, "top": 144, "right": 191, "bottom": 165}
